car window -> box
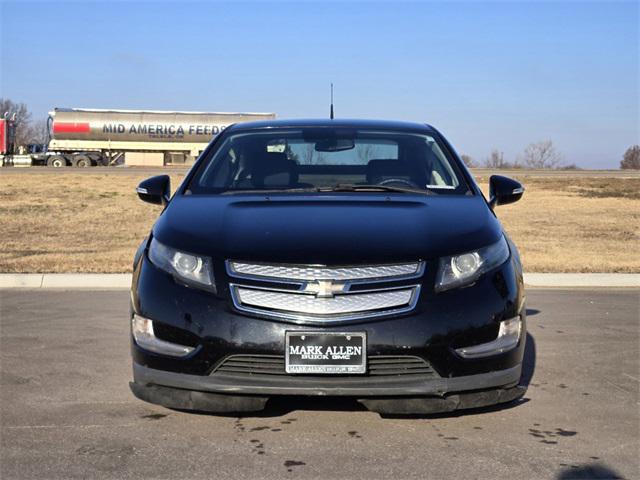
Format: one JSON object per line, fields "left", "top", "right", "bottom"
{"left": 189, "top": 129, "right": 470, "bottom": 195}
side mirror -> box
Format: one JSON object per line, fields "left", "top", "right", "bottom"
{"left": 136, "top": 175, "right": 171, "bottom": 206}
{"left": 489, "top": 175, "right": 524, "bottom": 209}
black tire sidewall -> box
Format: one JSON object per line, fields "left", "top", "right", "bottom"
{"left": 47, "top": 156, "right": 66, "bottom": 167}
{"left": 73, "top": 155, "right": 91, "bottom": 167}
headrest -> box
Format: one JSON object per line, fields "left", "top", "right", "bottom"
{"left": 252, "top": 152, "right": 299, "bottom": 187}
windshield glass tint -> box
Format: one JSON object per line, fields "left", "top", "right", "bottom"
{"left": 188, "top": 129, "right": 470, "bottom": 194}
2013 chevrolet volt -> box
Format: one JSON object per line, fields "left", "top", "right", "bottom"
{"left": 129, "top": 119, "right": 527, "bottom": 414}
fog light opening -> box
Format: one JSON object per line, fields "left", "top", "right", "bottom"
{"left": 455, "top": 316, "right": 522, "bottom": 359}
{"left": 132, "top": 314, "right": 195, "bottom": 357}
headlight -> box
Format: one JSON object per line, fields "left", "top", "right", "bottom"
{"left": 435, "top": 236, "right": 509, "bottom": 292}
{"left": 148, "top": 238, "right": 215, "bottom": 291}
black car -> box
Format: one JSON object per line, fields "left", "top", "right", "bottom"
{"left": 129, "top": 119, "right": 527, "bottom": 415}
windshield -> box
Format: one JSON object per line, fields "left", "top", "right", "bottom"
{"left": 187, "top": 128, "right": 471, "bottom": 195}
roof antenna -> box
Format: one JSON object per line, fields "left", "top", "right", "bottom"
{"left": 330, "top": 83, "right": 334, "bottom": 120}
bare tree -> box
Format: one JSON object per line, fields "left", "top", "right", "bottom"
{"left": 283, "top": 144, "right": 298, "bottom": 162}
{"left": 0, "top": 98, "right": 32, "bottom": 147}
{"left": 460, "top": 154, "right": 474, "bottom": 168}
{"left": 315, "top": 152, "right": 328, "bottom": 165}
{"left": 620, "top": 145, "right": 640, "bottom": 170}
{"left": 26, "top": 119, "right": 49, "bottom": 145}
{"left": 522, "top": 140, "right": 563, "bottom": 169}
{"left": 484, "top": 149, "right": 511, "bottom": 168}
{"left": 297, "top": 143, "right": 331, "bottom": 165}
{"left": 298, "top": 143, "right": 315, "bottom": 165}
{"left": 357, "top": 144, "right": 379, "bottom": 163}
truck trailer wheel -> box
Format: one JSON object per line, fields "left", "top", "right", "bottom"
{"left": 47, "top": 156, "right": 67, "bottom": 167}
{"left": 72, "top": 155, "right": 91, "bottom": 167}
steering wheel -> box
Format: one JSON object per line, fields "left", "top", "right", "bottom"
{"left": 378, "top": 178, "right": 421, "bottom": 189}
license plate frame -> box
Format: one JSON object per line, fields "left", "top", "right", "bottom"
{"left": 285, "top": 331, "right": 367, "bottom": 374}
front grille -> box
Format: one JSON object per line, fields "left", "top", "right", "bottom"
{"left": 212, "top": 354, "right": 438, "bottom": 378}
{"left": 233, "top": 286, "right": 417, "bottom": 317}
{"left": 226, "top": 261, "right": 424, "bottom": 324}
{"left": 227, "top": 261, "right": 423, "bottom": 282}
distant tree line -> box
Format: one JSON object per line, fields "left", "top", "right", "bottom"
{"left": 620, "top": 145, "right": 640, "bottom": 170}
{"left": 461, "top": 140, "right": 573, "bottom": 169}
{"left": 3, "top": 97, "right": 639, "bottom": 169}
{"left": 462, "top": 140, "right": 640, "bottom": 170}
{"left": 0, "top": 98, "right": 49, "bottom": 148}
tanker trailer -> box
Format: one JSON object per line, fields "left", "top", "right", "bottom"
{"left": 40, "top": 108, "right": 276, "bottom": 167}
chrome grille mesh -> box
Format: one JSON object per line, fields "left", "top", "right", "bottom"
{"left": 227, "top": 261, "right": 421, "bottom": 282}
{"left": 235, "top": 287, "right": 415, "bottom": 316}
{"left": 227, "top": 261, "right": 423, "bottom": 323}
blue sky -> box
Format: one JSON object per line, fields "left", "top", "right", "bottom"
{"left": 1, "top": 0, "right": 637, "bottom": 168}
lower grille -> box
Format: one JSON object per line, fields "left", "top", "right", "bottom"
{"left": 213, "top": 355, "right": 285, "bottom": 376}
{"left": 211, "top": 354, "right": 438, "bottom": 378}
{"left": 235, "top": 287, "right": 415, "bottom": 316}
{"left": 367, "top": 356, "right": 436, "bottom": 376}
{"left": 229, "top": 285, "right": 420, "bottom": 323}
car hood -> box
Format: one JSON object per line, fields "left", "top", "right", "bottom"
{"left": 152, "top": 193, "right": 502, "bottom": 265}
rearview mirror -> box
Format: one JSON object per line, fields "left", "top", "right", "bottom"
{"left": 315, "top": 138, "right": 355, "bottom": 152}
{"left": 136, "top": 175, "right": 171, "bottom": 206}
{"left": 489, "top": 175, "right": 524, "bottom": 209}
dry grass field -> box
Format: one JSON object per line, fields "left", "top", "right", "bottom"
{"left": 0, "top": 169, "right": 638, "bottom": 273}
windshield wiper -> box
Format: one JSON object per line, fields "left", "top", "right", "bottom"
{"left": 216, "top": 185, "right": 433, "bottom": 195}
{"left": 318, "top": 184, "right": 433, "bottom": 194}
{"left": 219, "top": 187, "right": 321, "bottom": 194}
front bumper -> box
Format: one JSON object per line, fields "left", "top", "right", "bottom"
{"left": 130, "top": 253, "right": 527, "bottom": 414}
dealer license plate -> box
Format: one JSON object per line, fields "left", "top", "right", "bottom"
{"left": 285, "top": 332, "right": 366, "bottom": 374}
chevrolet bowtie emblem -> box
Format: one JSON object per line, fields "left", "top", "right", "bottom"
{"left": 302, "top": 280, "right": 346, "bottom": 298}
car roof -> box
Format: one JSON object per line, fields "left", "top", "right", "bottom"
{"left": 226, "top": 118, "right": 437, "bottom": 134}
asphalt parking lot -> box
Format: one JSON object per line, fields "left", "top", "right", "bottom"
{"left": 1, "top": 288, "right": 638, "bottom": 479}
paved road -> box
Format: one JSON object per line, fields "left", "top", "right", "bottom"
{"left": 1, "top": 289, "right": 638, "bottom": 479}
{"left": 3, "top": 166, "right": 640, "bottom": 178}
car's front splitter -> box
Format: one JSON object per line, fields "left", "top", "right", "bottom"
{"left": 130, "top": 361, "right": 524, "bottom": 413}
